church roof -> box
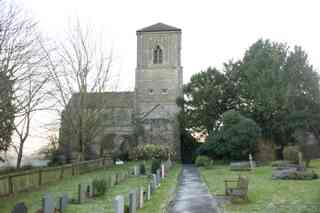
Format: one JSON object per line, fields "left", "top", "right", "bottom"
{"left": 70, "top": 92, "right": 135, "bottom": 109}
{"left": 137, "top": 23, "right": 181, "bottom": 32}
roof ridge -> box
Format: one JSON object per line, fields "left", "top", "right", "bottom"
{"left": 137, "top": 23, "right": 181, "bottom": 32}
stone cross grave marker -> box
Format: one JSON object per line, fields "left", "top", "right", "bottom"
{"left": 113, "top": 195, "right": 124, "bottom": 213}
{"left": 147, "top": 184, "right": 151, "bottom": 200}
{"left": 139, "top": 187, "right": 144, "bottom": 208}
{"left": 43, "top": 193, "right": 55, "bottom": 213}
{"left": 11, "top": 202, "right": 28, "bottom": 213}
{"left": 78, "top": 184, "right": 86, "bottom": 204}
{"left": 58, "top": 193, "right": 69, "bottom": 213}
{"left": 249, "top": 154, "right": 255, "bottom": 170}
{"left": 128, "top": 190, "right": 137, "bottom": 213}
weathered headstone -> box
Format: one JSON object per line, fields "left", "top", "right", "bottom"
{"left": 113, "top": 195, "right": 124, "bottom": 213}
{"left": 152, "top": 174, "right": 158, "bottom": 188}
{"left": 298, "top": 152, "right": 303, "bottom": 167}
{"left": 138, "top": 187, "right": 144, "bottom": 208}
{"left": 11, "top": 202, "right": 27, "bottom": 213}
{"left": 161, "top": 164, "right": 165, "bottom": 178}
{"left": 58, "top": 194, "right": 69, "bottom": 213}
{"left": 150, "top": 179, "right": 156, "bottom": 193}
{"left": 156, "top": 170, "right": 161, "bottom": 186}
{"left": 128, "top": 190, "right": 137, "bottom": 213}
{"left": 134, "top": 165, "right": 139, "bottom": 176}
{"left": 78, "top": 184, "right": 86, "bottom": 204}
{"left": 87, "top": 183, "right": 94, "bottom": 197}
{"left": 147, "top": 184, "right": 151, "bottom": 200}
{"left": 43, "top": 193, "right": 55, "bottom": 213}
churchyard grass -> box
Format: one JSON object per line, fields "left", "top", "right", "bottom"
{"left": 138, "top": 164, "right": 181, "bottom": 213}
{"left": 0, "top": 161, "right": 143, "bottom": 212}
{"left": 200, "top": 159, "right": 320, "bottom": 213}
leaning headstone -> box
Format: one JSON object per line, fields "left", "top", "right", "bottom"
{"left": 43, "top": 193, "right": 55, "bottom": 213}
{"left": 11, "top": 202, "right": 27, "bottom": 213}
{"left": 78, "top": 184, "right": 86, "bottom": 204}
{"left": 139, "top": 187, "right": 144, "bottom": 208}
{"left": 58, "top": 194, "right": 69, "bottom": 213}
{"left": 128, "top": 190, "right": 137, "bottom": 213}
{"left": 147, "top": 184, "right": 151, "bottom": 200}
{"left": 113, "top": 195, "right": 124, "bottom": 213}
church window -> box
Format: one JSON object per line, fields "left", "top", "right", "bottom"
{"left": 153, "top": 45, "right": 163, "bottom": 64}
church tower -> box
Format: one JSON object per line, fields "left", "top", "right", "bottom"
{"left": 135, "top": 23, "right": 183, "bottom": 159}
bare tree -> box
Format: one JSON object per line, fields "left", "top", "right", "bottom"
{"left": 0, "top": 0, "right": 50, "bottom": 168}
{"left": 43, "top": 21, "right": 113, "bottom": 160}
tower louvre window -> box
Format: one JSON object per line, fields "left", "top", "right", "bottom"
{"left": 153, "top": 45, "right": 163, "bottom": 64}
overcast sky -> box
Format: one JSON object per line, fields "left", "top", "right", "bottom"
{"left": 11, "top": 0, "right": 320, "bottom": 155}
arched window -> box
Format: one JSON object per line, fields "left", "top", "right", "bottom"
{"left": 153, "top": 45, "right": 163, "bottom": 64}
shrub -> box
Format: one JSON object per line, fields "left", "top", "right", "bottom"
{"left": 140, "top": 163, "right": 146, "bottom": 175}
{"left": 197, "top": 110, "right": 261, "bottom": 161}
{"left": 151, "top": 159, "right": 161, "bottom": 174}
{"left": 92, "top": 178, "right": 107, "bottom": 196}
{"left": 283, "top": 146, "right": 300, "bottom": 164}
{"left": 129, "top": 144, "right": 175, "bottom": 160}
{"left": 195, "top": 155, "right": 211, "bottom": 167}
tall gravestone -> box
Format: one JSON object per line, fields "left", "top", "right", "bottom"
{"left": 113, "top": 195, "right": 124, "bottom": 213}
{"left": 58, "top": 194, "right": 69, "bottom": 213}
{"left": 43, "top": 194, "right": 55, "bottom": 213}
{"left": 128, "top": 190, "right": 137, "bottom": 213}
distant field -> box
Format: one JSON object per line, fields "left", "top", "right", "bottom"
{"left": 200, "top": 160, "right": 320, "bottom": 213}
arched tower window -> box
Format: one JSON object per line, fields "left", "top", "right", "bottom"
{"left": 153, "top": 45, "right": 163, "bottom": 64}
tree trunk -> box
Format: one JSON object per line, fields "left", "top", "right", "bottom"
{"left": 16, "top": 142, "right": 24, "bottom": 168}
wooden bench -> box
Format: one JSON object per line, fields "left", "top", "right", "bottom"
{"left": 224, "top": 175, "right": 249, "bottom": 201}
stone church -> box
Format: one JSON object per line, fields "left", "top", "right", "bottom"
{"left": 60, "top": 23, "right": 183, "bottom": 159}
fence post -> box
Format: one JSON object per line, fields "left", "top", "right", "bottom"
{"left": 38, "top": 169, "right": 42, "bottom": 186}
{"left": 8, "top": 176, "right": 13, "bottom": 194}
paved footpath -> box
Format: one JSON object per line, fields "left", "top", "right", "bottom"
{"left": 168, "top": 165, "right": 221, "bottom": 213}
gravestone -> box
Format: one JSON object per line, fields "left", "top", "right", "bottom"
{"left": 150, "top": 180, "right": 156, "bottom": 193}
{"left": 139, "top": 187, "right": 144, "bottom": 208}
{"left": 133, "top": 166, "right": 139, "bottom": 176}
{"left": 78, "top": 184, "right": 86, "bottom": 204}
{"left": 128, "top": 190, "right": 137, "bottom": 213}
{"left": 43, "top": 193, "right": 55, "bottom": 213}
{"left": 152, "top": 174, "right": 157, "bottom": 188}
{"left": 87, "top": 182, "right": 94, "bottom": 197}
{"left": 161, "top": 164, "right": 165, "bottom": 178}
{"left": 113, "top": 195, "right": 124, "bottom": 213}
{"left": 156, "top": 170, "right": 161, "bottom": 186}
{"left": 58, "top": 194, "right": 69, "bottom": 213}
{"left": 11, "top": 202, "right": 27, "bottom": 213}
{"left": 147, "top": 184, "right": 151, "bottom": 200}
{"left": 230, "top": 162, "right": 251, "bottom": 171}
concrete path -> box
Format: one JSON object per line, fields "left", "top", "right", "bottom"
{"left": 168, "top": 165, "right": 221, "bottom": 213}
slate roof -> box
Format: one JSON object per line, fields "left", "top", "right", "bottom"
{"left": 137, "top": 23, "right": 181, "bottom": 32}
{"left": 70, "top": 92, "right": 135, "bottom": 108}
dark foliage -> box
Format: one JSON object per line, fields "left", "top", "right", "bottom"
{"left": 151, "top": 159, "right": 161, "bottom": 174}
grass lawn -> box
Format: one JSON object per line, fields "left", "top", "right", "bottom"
{"left": 200, "top": 160, "right": 320, "bottom": 213}
{"left": 0, "top": 161, "right": 138, "bottom": 212}
{"left": 0, "top": 162, "right": 181, "bottom": 213}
